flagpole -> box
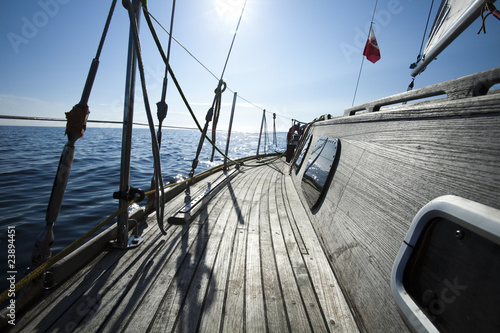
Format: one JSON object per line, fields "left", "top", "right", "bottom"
{"left": 352, "top": 56, "right": 365, "bottom": 107}
{"left": 351, "top": 0, "right": 379, "bottom": 107}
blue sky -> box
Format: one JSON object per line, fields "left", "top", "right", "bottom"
{"left": 1, "top": 0, "right": 499, "bottom": 132}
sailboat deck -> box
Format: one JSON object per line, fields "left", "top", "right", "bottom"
{"left": 12, "top": 157, "right": 359, "bottom": 332}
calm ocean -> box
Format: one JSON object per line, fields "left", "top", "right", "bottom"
{"left": 0, "top": 126, "right": 285, "bottom": 292}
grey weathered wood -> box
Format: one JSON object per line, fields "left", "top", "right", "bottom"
{"left": 168, "top": 168, "right": 239, "bottom": 225}
{"left": 222, "top": 229, "right": 247, "bottom": 333}
{"left": 276, "top": 171, "right": 331, "bottom": 332}
{"left": 197, "top": 173, "right": 253, "bottom": 332}
{"left": 260, "top": 168, "right": 289, "bottom": 332}
{"left": 269, "top": 171, "right": 313, "bottom": 332}
{"left": 245, "top": 165, "right": 270, "bottom": 332}
{"left": 6, "top": 69, "right": 500, "bottom": 333}
{"left": 10, "top": 156, "right": 361, "bottom": 333}
{"left": 283, "top": 175, "right": 359, "bottom": 332}
{"left": 290, "top": 81, "right": 500, "bottom": 332}
{"left": 344, "top": 67, "right": 500, "bottom": 115}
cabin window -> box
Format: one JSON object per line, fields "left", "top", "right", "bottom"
{"left": 301, "top": 137, "right": 340, "bottom": 210}
{"left": 403, "top": 217, "right": 500, "bottom": 333}
{"left": 294, "top": 133, "right": 312, "bottom": 173}
{"left": 392, "top": 196, "right": 500, "bottom": 333}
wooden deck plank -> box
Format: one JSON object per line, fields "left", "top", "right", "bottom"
{"left": 197, "top": 172, "right": 255, "bottom": 332}
{"left": 283, "top": 174, "right": 360, "bottom": 332}
{"left": 14, "top": 211, "right": 170, "bottom": 331}
{"left": 17, "top": 216, "right": 167, "bottom": 332}
{"left": 9, "top": 158, "right": 360, "bottom": 333}
{"left": 126, "top": 176, "right": 238, "bottom": 332}
{"left": 281, "top": 170, "right": 308, "bottom": 255}
{"left": 245, "top": 165, "right": 273, "bottom": 332}
{"left": 171, "top": 183, "right": 241, "bottom": 333}
{"left": 119, "top": 173, "right": 246, "bottom": 332}
{"left": 94, "top": 173, "right": 229, "bottom": 330}
{"left": 68, "top": 173, "right": 226, "bottom": 332}
{"left": 222, "top": 229, "right": 247, "bottom": 333}
{"left": 261, "top": 166, "right": 290, "bottom": 332}
{"left": 268, "top": 167, "right": 312, "bottom": 332}
{"left": 222, "top": 166, "right": 268, "bottom": 333}
{"left": 276, "top": 171, "right": 330, "bottom": 332}
{"left": 73, "top": 226, "right": 192, "bottom": 332}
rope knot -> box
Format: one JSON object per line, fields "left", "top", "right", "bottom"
{"left": 122, "top": 0, "right": 131, "bottom": 10}
{"left": 65, "top": 104, "right": 90, "bottom": 139}
{"left": 478, "top": 2, "right": 500, "bottom": 34}
{"left": 206, "top": 107, "right": 214, "bottom": 122}
{"left": 215, "top": 80, "right": 227, "bottom": 94}
{"left": 156, "top": 101, "right": 168, "bottom": 122}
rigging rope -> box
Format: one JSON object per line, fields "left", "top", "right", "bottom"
{"left": 207, "top": 0, "right": 248, "bottom": 163}
{"left": 31, "top": 0, "right": 117, "bottom": 269}
{"left": 478, "top": 2, "right": 500, "bottom": 34}
{"left": 189, "top": 0, "right": 247, "bottom": 175}
{"left": 407, "top": 0, "right": 436, "bottom": 91}
{"left": 150, "top": 0, "right": 176, "bottom": 149}
{"left": 189, "top": 79, "right": 226, "bottom": 177}
{"left": 210, "top": 80, "right": 226, "bottom": 162}
{"left": 142, "top": 0, "right": 176, "bottom": 209}
{"left": 410, "top": 0, "right": 435, "bottom": 70}
{"left": 143, "top": 7, "right": 296, "bottom": 122}
{"left": 142, "top": 7, "right": 246, "bottom": 170}
{"left": 123, "top": 0, "right": 166, "bottom": 235}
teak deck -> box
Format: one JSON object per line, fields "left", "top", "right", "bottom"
{"left": 11, "top": 158, "right": 359, "bottom": 332}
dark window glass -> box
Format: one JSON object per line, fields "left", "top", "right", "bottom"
{"left": 301, "top": 137, "right": 339, "bottom": 209}
{"left": 404, "top": 218, "right": 500, "bottom": 333}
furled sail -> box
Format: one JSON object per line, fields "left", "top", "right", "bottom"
{"left": 411, "top": 0, "right": 490, "bottom": 77}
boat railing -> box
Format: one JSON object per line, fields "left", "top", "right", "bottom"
{"left": 345, "top": 67, "right": 500, "bottom": 116}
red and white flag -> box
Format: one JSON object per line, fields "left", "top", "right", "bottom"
{"left": 363, "top": 26, "right": 381, "bottom": 63}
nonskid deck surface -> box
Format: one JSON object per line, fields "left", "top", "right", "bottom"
{"left": 11, "top": 158, "right": 358, "bottom": 332}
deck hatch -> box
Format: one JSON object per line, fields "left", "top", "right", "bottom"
{"left": 301, "top": 137, "right": 340, "bottom": 210}
{"left": 392, "top": 196, "right": 500, "bottom": 333}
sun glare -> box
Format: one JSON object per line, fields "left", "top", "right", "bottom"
{"left": 215, "top": 0, "right": 246, "bottom": 20}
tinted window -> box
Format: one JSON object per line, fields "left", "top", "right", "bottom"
{"left": 404, "top": 217, "right": 500, "bottom": 333}
{"left": 301, "top": 137, "right": 339, "bottom": 209}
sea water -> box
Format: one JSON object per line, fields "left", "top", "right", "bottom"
{"left": 0, "top": 126, "right": 286, "bottom": 292}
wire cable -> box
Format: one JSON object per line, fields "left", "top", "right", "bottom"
{"left": 219, "top": 0, "right": 248, "bottom": 79}
{"left": 144, "top": 7, "right": 296, "bottom": 121}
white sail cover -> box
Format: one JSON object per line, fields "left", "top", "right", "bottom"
{"left": 411, "top": 0, "right": 488, "bottom": 77}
